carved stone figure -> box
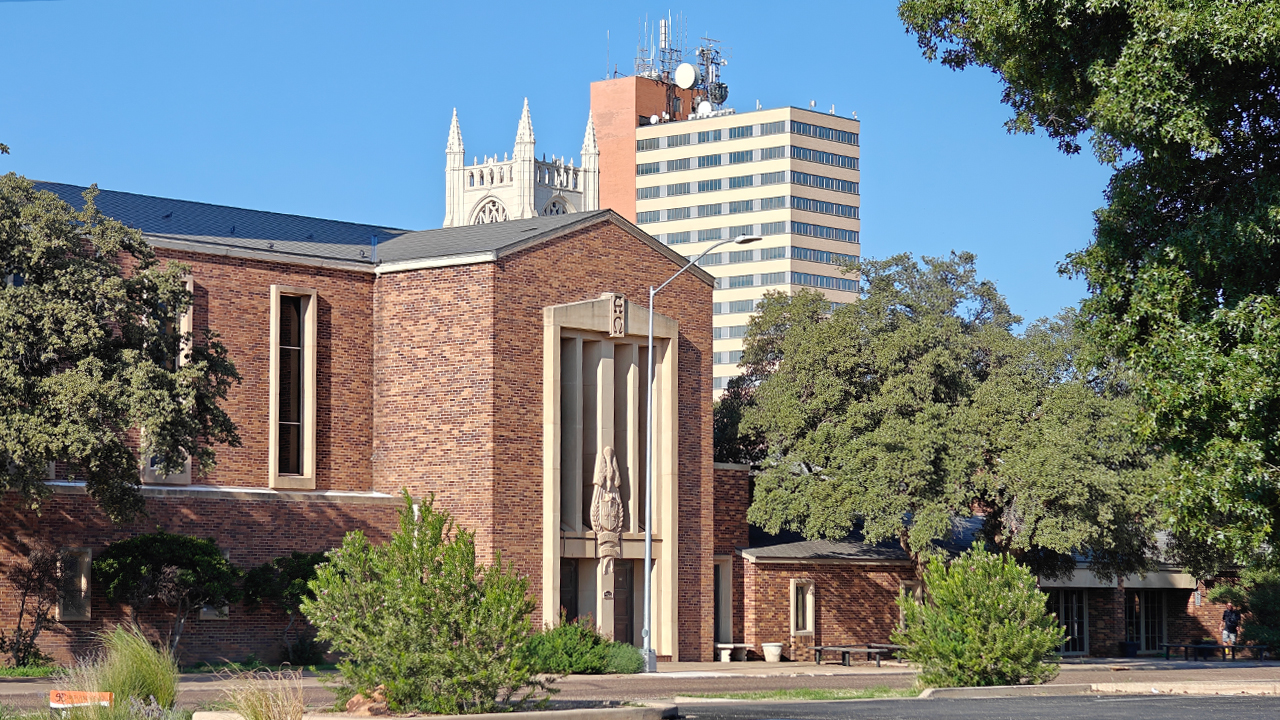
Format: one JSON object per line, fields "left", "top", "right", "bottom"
{"left": 590, "top": 446, "right": 625, "bottom": 575}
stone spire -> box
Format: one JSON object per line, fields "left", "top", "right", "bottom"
{"left": 446, "top": 108, "right": 464, "bottom": 153}
{"left": 515, "top": 97, "right": 535, "bottom": 145}
{"left": 581, "top": 112, "right": 598, "bottom": 156}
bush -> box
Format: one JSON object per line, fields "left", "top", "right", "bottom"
{"left": 1208, "top": 569, "right": 1280, "bottom": 647}
{"left": 892, "top": 549, "right": 1064, "bottom": 687}
{"left": 301, "top": 493, "right": 549, "bottom": 715}
{"left": 217, "top": 669, "right": 304, "bottom": 720}
{"left": 57, "top": 625, "right": 180, "bottom": 719}
{"left": 519, "top": 614, "right": 643, "bottom": 675}
{"left": 242, "top": 552, "right": 328, "bottom": 664}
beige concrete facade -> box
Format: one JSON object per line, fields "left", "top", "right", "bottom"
{"left": 633, "top": 106, "right": 861, "bottom": 391}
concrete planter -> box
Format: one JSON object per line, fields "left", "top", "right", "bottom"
{"left": 761, "top": 642, "right": 784, "bottom": 662}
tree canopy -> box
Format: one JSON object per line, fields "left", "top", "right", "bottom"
{"left": 898, "top": 0, "right": 1280, "bottom": 569}
{"left": 741, "top": 253, "right": 1156, "bottom": 578}
{"left": 0, "top": 175, "right": 240, "bottom": 521}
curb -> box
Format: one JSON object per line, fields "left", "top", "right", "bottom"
{"left": 920, "top": 680, "right": 1280, "bottom": 699}
{"left": 194, "top": 705, "right": 678, "bottom": 720}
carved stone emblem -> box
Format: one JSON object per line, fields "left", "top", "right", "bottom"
{"left": 608, "top": 293, "right": 626, "bottom": 337}
{"left": 590, "top": 446, "right": 625, "bottom": 574}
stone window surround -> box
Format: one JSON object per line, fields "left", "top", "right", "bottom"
{"left": 791, "top": 578, "right": 815, "bottom": 636}
{"left": 57, "top": 547, "right": 92, "bottom": 622}
{"left": 141, "top": 274, "right": 195, "bottom": 486}
{"left": 268, "top": 285, "right": 319, "bottom": 490}
{"left": 542, "top": 294, "right": 680, "bottom": 659}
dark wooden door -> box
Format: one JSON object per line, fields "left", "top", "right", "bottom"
{"left": 614, "top": 561, "right": 634, "bottom": 645}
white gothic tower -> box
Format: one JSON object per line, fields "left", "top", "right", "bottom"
{"left": 442, "top": 99, "right": 600, "bottom": 228}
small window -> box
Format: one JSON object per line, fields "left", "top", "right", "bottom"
{"left": 697, "top": 154, "right": 722, "bottom": 168}
{"left": 636, "top": 210, "right": 662, "bottom": 224}
{"left": 636, "top": 162, "right": 661, "bottom": 176}
{"left": 637, "top": 186, "right": 661, "bottom": 200}
{"left": 667, "top": 182, "right": 691, "bottom": 196}
{"left": 637, "top": 138, "right": 660, "bottom": 152}
{"left": 668, "top": 157, "right": 691, "bottom": 172}
{"left": 270, "top": 286, "right": 318, "bottom": 489}
{"left": 791, "top": 579, "right": 815, "bottom": 634}
{"left": 698, "top": 179, "right": 722, "bottom": 193}
{"left": 667, "top": 133, "right": 691, "bottom": 148}
{"left": 760, "top": 120, "right": 787, "bottom": 136}
{"left": 57, "top": 549, "right": 92, "bottom": 622}
{"left": 698, "top": 129, "right": 722, "bottom": 143}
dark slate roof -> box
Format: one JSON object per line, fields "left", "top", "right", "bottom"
{"left": 30, "top": 182, "right": 708, "bottom": 282}
{"left": 33, "top": 181, "right": 407, "bottom": 265}
{"left": 742, "top": 517, "right": 983, "bottom": 564}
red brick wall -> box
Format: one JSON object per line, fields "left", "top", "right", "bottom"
{"left": 713, "top": 464, "right": 750, "bottom": 555}
{"left": 0, "top": 489, "right": 398, "bottom": 664}
{"left": 742, "top": 560, "right": 916, "bottom": 662}
{"left": 491, "top": 221, "right": 714, "bottom": 658}
{"left": 371, "top": 264, "right": 498, "bottom": 556}
{"left": 155, "top": 249, "right": 375, "bottom": 492}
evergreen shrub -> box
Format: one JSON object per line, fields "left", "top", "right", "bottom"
{"left": 519, "top": 614, "right": 643, "bottom": 675}
{"left": 892, "top": 549, "right": 1064, "bottom": 687}
{"left": 301, "top": 493, "right": 548, "bottom": 714}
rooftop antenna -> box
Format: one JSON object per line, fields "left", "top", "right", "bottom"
{"left": 606, "top": 30, "right": 610, "bottom": 79}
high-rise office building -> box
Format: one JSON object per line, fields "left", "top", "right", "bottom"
{"left": 591, "top": 78, "right": 861, "bottom": 391}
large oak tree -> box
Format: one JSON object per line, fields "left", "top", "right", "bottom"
{"left": 898, "top": 0, "right": 1280, "bottom": 571}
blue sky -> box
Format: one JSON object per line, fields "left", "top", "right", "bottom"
{"left": 0, "top": 1, "right": 1112, "bottom": 324}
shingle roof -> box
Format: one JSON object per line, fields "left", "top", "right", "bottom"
{"left": 33, "top": 181, "right": 407, "bottom": 265}
{"left": 741, "top": 517, "right": 983, "bottom": 564}
{"left": 31, "top": 182, "right": 710, "bottom": 283}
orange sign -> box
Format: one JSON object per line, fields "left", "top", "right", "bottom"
{"left": 49, "top": 690, "right": 113, "bottom": 708}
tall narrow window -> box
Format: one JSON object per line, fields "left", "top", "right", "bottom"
{"left": 57, "top": 549, "right": 92, "bottom": 622}
{"left": 269, "top": 286, "right": 317, "bottom": 489}
{"left": 791, "top": 579, "right": 814, "bottom": 634}
{"left": 142, "top": 275, "right": 194, "bottom": 485}
{"left": 278, "top": 295, "right": 303, "bottom": 476}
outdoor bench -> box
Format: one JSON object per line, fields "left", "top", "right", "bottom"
{"left": 1159, "top": 642, "right": 1269, "bottom": 661}
{"left": 814, "top": 644, "right": 899, "bottom": 667}
{"left": 715, "top": 642, "right": 753, "bottom": 662}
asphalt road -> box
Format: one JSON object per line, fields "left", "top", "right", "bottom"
{"left": 682, "top": 694, "right": 1280, "bottom": 720}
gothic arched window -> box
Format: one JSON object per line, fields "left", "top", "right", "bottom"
{"left": 542, "top": 198, "right": 571, "bottom": 216}
{"left": 473, "top": 198, "right": 509, "bottom": 224}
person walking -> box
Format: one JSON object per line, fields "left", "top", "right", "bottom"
{"left": 1221, "top": 601, "right": 1243, "bottom": 646}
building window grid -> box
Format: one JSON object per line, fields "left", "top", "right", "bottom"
{"left": 728, "top": 150, "right": 753, "bottom": 164}
{"left": 637, "top": 162, "right": 661, "bottom": 176}
{"left": 728, "top": 250, "right": 754, "bottom": 264}
{"left": 729, "top": 175, "right": 754, "bottom": 189}
{"left": 760, "top": 120, "right": 786, "bottom": 135}
{"left": 728, "top": 125, "right": 754, "bottom": 139}
{"left": 793, "top": 271, "right": 859, "bottom": 293}
{"left": 792, "top": 170, "right": 859, "bottom": 195}
{"left": 791, "top": 145, "right": 858, "bottom": 170}
{"left": 713, "top": 350, "right": 744, "bottom": 365}
{"left": 668, "top": 182, "right": 691, "bottom": 196}
{"left": 761, "top": 221, "right": 787, "bottom": 235}
{"left": 698, "top": 203, "right": 723, "bottom": 217}
{"left": 698, "top": 154, "right": 723, "bottom": 168}
{"left": 698, "top": 179, "right": 722, "bottom": 193}
{"left": 698, "top": 129, "right": 722, "bottom": 144}
{"left": 792, "top": 246, "right": 859, "bottom": 266}
{"left": 667, "top": 231, "right": 691, "bottom": 245}
{"left": 729, "top": 224, "right": 754, "bottom": 238}
{"left": 791, "top": 120, "right": 859, "bottom": 146}
{"left": 637, "top": 138, "right": 660, "bottom": 152}
{"left": 668, "top": 158, "right": 691, "bottom": 172}
{"left": 698, "top": 228, "right": 722, "bottom": 242}
{"left": 793, "top": 196, "right": 859, "bottom": 219}
{"left": 668, "top": 207, "right": 691, "bottom": 221}
{"left": 637, "top": 186, "right": 661, "bottom": 200}
{"left": 636, "top": 210, "right": 661, "bottom": 224}
{"left": 667, "top": 133, "right": 691, "bottom": 148}
{"left": 792, "top": 221, "right": 859, "bottom": 244}
{"left": 728, "top": 200, "right": 753, "bottom": 214}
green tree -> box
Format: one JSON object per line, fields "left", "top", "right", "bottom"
{"left": 93, "top": 531, "right": 242, "bottom": 655}
{"left": 301, "top": 493, "right": 548, "bottom": 715}
{"left": 243, "top": 551, "right": 327, "bottom": 663}
{"left": 743, "top": 253, "right": 1155, "bottom": 578}
{"left": 712, "top": 375, "right": 765, "bottom": 465}
{"left": 0, "top": 174, "right": 240, "bottom": 522}
{"left": 897, "top": 1, "right": 1280, "bottom": 569}
{"left": 893, "top": 548, "right": 1064, "bottom": 687}
{"left": 1207, "top": 569, "right": 1280, "bottom": 648}
{"left": 0, "top": 547, "right": 61, "bottom": 667}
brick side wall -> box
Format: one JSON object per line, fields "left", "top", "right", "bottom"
{"left": 492, "top": 222, "right": 714, "bottom": 658}
{"left": 0, "top": 490, "right": 398, "bottom": 664}
{"left": 154, "top": 249, "right": 375, "bottom": 492}
{"left": 371, "top": 264, "right": 498, "bottom": 556}
{"left": 742, "top": 560, "right": 916, "bottom": 662}
{"left": 713, "top": 465, "right": 750, "bottom": 556}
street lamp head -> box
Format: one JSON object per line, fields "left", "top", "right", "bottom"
{"left": 732, "top": 234, "right": 764, "bottom": 245}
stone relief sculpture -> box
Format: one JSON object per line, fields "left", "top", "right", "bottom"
{"left": 590, "top": 446, "right": 625, "bottom": 575}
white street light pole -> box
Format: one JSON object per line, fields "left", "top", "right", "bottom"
{"left": 642, "top": 233, "right": 761, "bottom": 672}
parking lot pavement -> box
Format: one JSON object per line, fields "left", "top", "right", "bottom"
{"left": 682, "top": 695, "right": 1280, "bottom": 720}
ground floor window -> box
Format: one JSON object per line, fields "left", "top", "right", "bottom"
{"left": 791, "top": 579, "right": 815, "bottom": 635}
{"left": 713, "top": 557, "right": 732, "bottom": 643}
{"left": 1125, "top": 589, "right": 1166, "bottom": 652}
{"left": 1046, "top": 588, "right": 1088, "bottom": 654}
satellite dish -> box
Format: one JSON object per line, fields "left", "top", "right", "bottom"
{"left": 674, "top": 62, "right": 700, "bottom": 90}
{"left": 707, "top": 82, "right": 729, "bottom": 105}
{"left": 649, "top": 114, "right": 660, "bottom": 125}
{"left": 697, "top": 100, "right": 713, "bottom": 116}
